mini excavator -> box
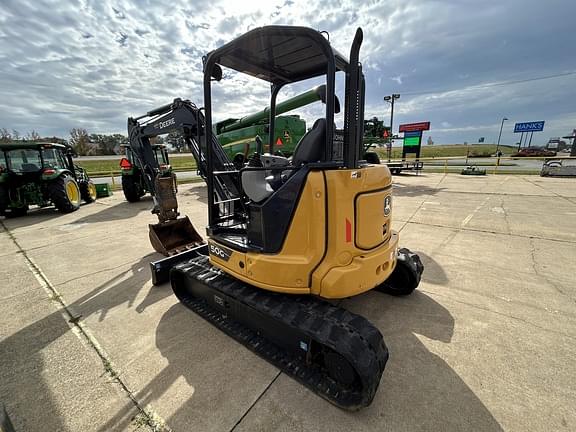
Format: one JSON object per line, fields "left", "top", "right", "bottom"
{"left": 132, "top": 26, "right": 423, "bottom": 410}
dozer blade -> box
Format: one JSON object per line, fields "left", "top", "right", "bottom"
{"left": 149, "top": 216, "right": 204, "bottom": 256}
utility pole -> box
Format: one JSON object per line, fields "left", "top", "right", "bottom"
{"left": 383, "top": 94, "right": 400, "bottom": 161}
{"left": 496, "top": 117, "right": 508, "bottom": 156}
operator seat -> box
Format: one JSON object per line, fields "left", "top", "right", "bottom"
{"left": 291, "top": 118, "right": 326, "bottom": 166}
{"left": 21, "top": 163, "right": 40, "bottom": 172}
{"left": 241, "top": 119, "right": 326, "bottom": 203}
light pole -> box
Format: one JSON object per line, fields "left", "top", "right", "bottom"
{"left": 496, "top": 117, "right": 508, "bottom": 156}
{"left": 383, "top": 93, "right": 400, "bottom": 161}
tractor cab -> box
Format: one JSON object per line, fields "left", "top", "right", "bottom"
{"left": 0, "top": 142, "right": 96, "bottom": 217}
{"left": 2, "top": 143, "right": 72, "bottom": 182}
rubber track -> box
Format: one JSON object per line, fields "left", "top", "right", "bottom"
{"left": 171, "top": 255, "right": 389, "bottom": 410}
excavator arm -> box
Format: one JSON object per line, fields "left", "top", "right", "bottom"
{"left": 128, "top": 98, "right": 241, "bottom": 209}
{"left": 127, "top": 98, "right": 242, "bottom": 255}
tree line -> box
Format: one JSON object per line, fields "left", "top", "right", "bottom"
{"left": 0, "top": 127, "right": 185, "bottom": 156}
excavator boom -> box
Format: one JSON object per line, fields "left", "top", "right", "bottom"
{"left": 127, "top": 99, "right": 241, "bottom": 255}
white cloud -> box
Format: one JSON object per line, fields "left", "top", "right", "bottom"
{"left": 0, "top": 0, "right": 574, "bottom": 145}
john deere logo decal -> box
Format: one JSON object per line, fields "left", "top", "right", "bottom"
{"left": 384, "top": 195, "right": 392, "bottom": 216}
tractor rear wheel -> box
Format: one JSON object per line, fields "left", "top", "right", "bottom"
{"left": 122, "top": 175, "right": 143, "bottom": 202}
{"left": 80, "top": 180, "right": 97, "bottom": 203}
{"left": 0, "top": 186, "right": 28, "bottom": 218}
{"left": 0, "top": 185, "right": 7, "bottom": 216}
{"left": 50, "top": 175, "right": 81, "bottom": 213}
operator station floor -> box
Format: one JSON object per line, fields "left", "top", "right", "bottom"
{"left": 1, "top": 173, "right": 575, "bottom": 432}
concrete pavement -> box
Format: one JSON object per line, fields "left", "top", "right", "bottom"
{"left": 1, "top": 173, "right": 575, "bottom": 431}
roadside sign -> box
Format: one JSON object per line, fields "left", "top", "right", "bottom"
{"left": 403, "top": 130, "right": 421, "bottom": 147}
{"left": 514, "top": 121, "right": 545, "bottom": 133}
{"left": 399, "top": 122, "right": 430, "bottom": 132}
{"left": 404, "top": 137, "right": 420, "bottom": 147}
{"left": 400, "top": 123, "right": 429, "bottom": 159}
{"left": 403, "top": 131, "right": 421, "bottom": 138}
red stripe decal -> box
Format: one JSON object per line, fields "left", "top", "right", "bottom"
{"left": 345, "top": 218, "right": 352, "bottom": 243}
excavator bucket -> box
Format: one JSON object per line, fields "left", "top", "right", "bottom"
{"left": 149, "top": 216, "right": 204, "bottom": 256}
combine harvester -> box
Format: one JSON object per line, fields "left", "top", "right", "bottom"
{"left": 216, "top": 85, "right": 334, "bottom": 167}
{"left": 127, "top": 26, "right": 423, "bottom": 410}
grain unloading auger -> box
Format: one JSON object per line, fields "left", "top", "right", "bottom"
{"left": 143, "top": 26, "right": 424, "bottom": 410}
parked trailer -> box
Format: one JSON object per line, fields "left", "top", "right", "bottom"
{"left": 386, "top": 160, "right": 423, "bottom": 175}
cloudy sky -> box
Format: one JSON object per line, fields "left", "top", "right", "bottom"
{"left": 1, "top": 0, "right": 574, "bottom": 146}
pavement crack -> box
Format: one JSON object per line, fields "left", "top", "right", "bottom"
{"left": 53, "top": 258, "right": 147, "bottom": 287}
{"left": 398, "top": 201, "right": 426, "bottom": 233}
{"left": 229, "top": 371, "right": 282, "bottom": 432}
{"left": 0, "top": 220, "right": 170, "bottom": 432}
{"left": 528, "top": 237, "right": 575, "bottom": 304}
{"left": 461, "top": 196, "right": 490, "bottom": 228}
{"left": 416, "top": 188, "right": 568, "bottom": 199}
{"left": 521, "top": 177, "right": 576, "bottom": 206}
{"left": 405, "top": 220, "right": 576, "bottom": 245}
{"left": 500, "top": 197, "right": 512, "bottom": 234}
{"left": 424, "top": 290, "right": 576, "bottom": 342}
{"left": 434, "top": 173, "right": 447, "bottom": 188}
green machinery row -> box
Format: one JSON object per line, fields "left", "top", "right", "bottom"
{"left": 120, "top": 86, "right": 391, "bottom": 201}
{"left": 214, "top": 86, "right": 391, "bottom": 165}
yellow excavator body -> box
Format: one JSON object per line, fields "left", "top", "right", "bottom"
{"left": 208, "top": 163, "right": 398, "bottom": 299}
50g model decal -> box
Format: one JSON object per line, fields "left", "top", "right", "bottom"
{"left": 209, "top": 242, "right": 232, "bottom": 262}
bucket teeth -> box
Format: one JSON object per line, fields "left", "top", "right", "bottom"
{"left": 149, "top": 216, "right": 204, "bottom": 256}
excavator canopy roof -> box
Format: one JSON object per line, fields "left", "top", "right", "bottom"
{"left": 207, "top": 26, "right": 349, "bottom": 85}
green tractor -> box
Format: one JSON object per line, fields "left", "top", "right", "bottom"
{"left": 119, "top": 143, "right": 172, "bottom": 202}
{"left": 0, "top": 142, "right": 97, "bottom": 218}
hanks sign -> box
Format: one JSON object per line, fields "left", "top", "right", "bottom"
{"left": 514, "top": 121, "right": 545, "bottom": 133}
